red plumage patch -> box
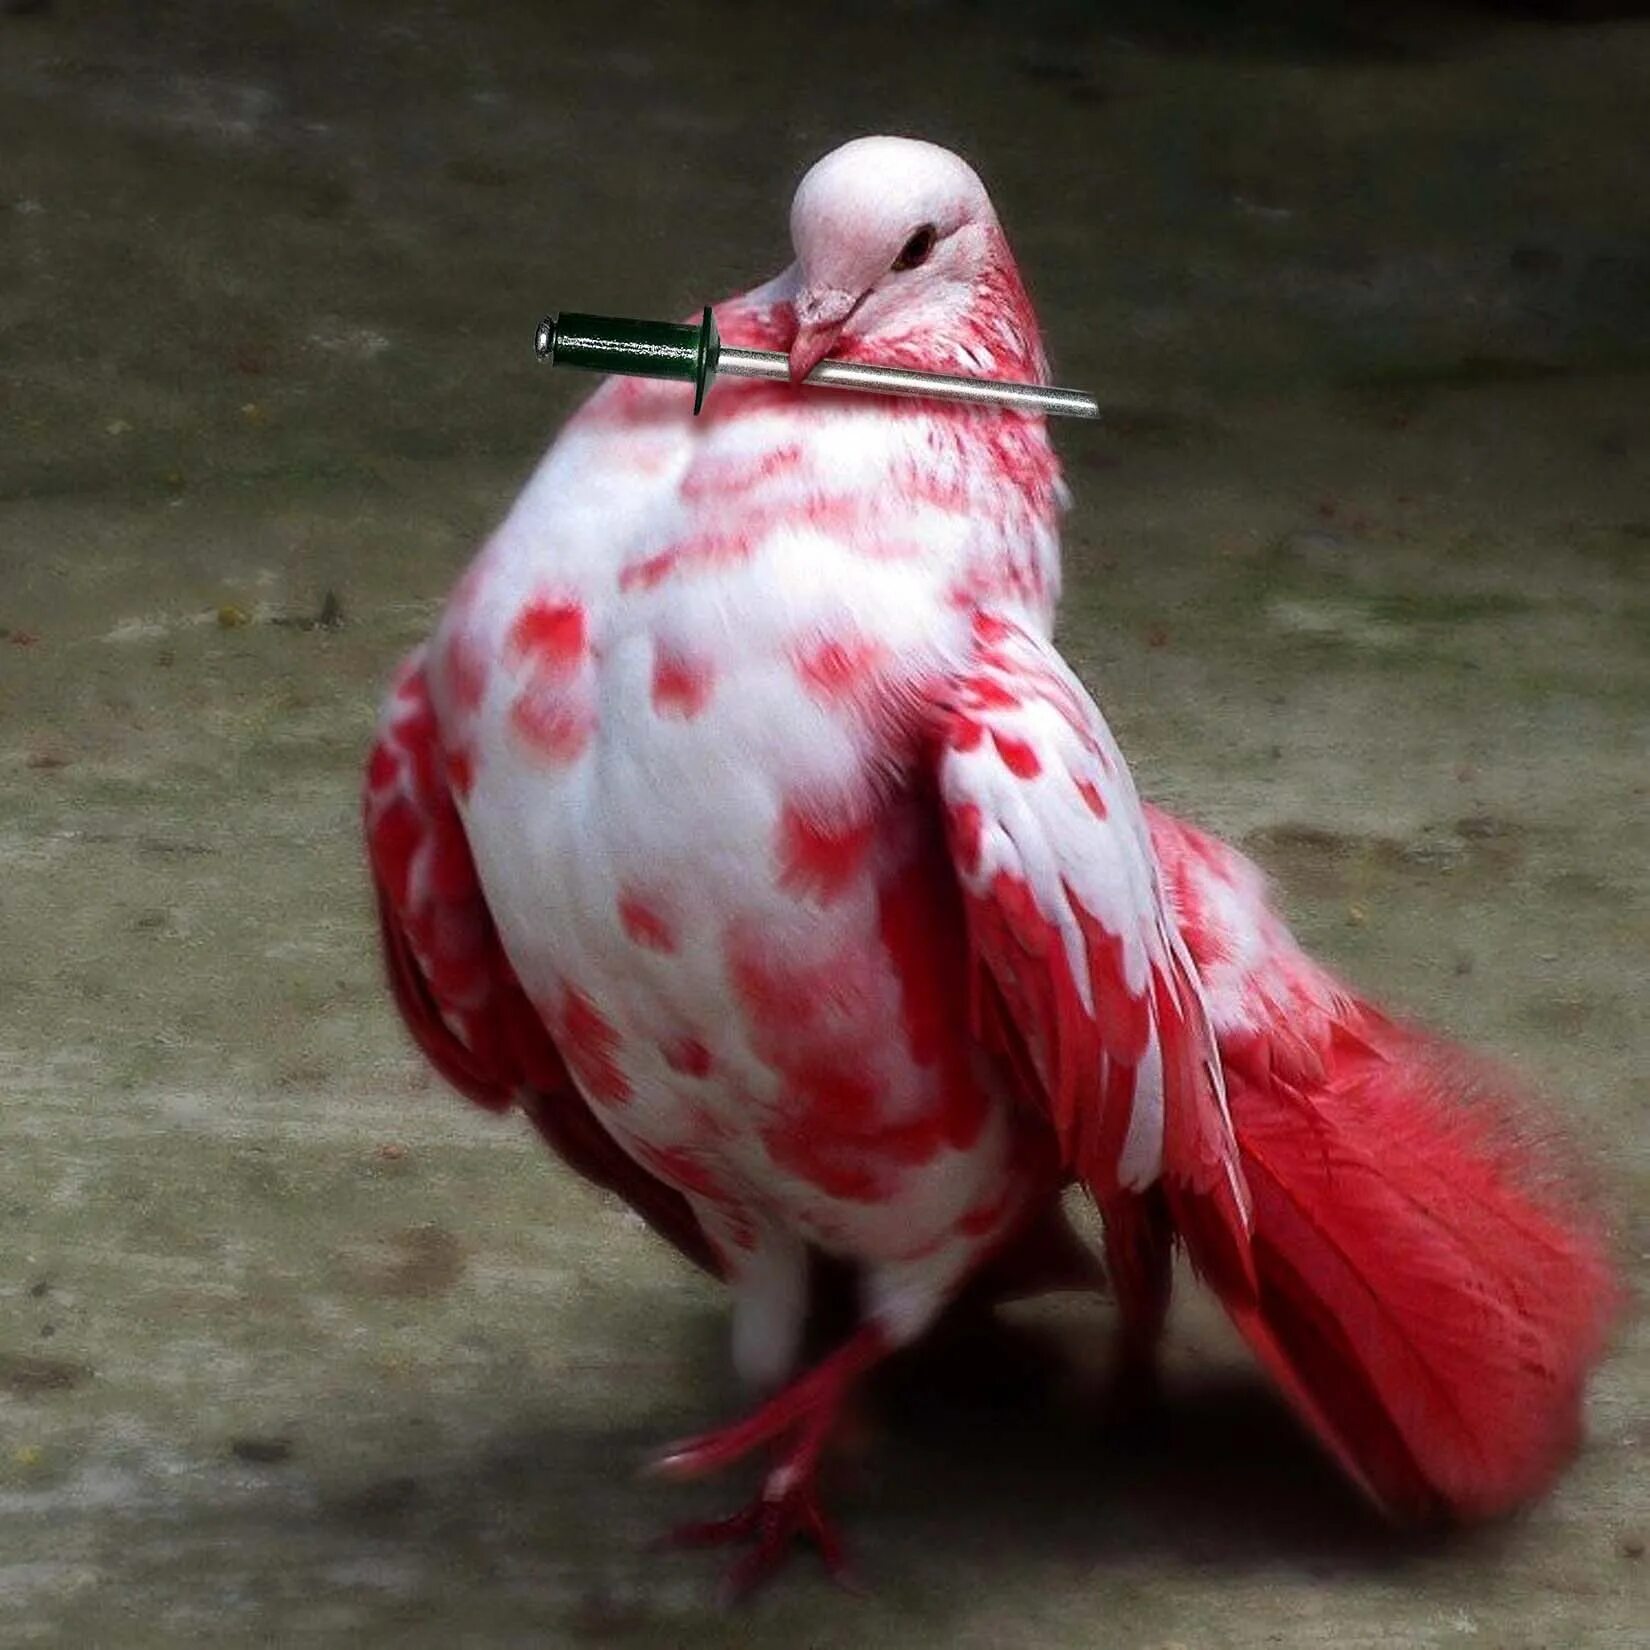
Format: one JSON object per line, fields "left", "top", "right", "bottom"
{"left": 651, "top": 647, "right": 716, "bottom": 719}
{"left": 368, "top": 798, "right": 422, "bottom": 907}
{"left": 1075, "top": 778, "right": 1108, "bottom": 820}
{"left": 761, "top": 1069, "right": 950, "bottom": 1203}
{"left": 948, "top": 801, "right": 985, "bottom": 875}
{"left": 878, "top": 843, "right": 991, "bottom": 1151}
{"left": 442, "top": 626, "right": 490, "bottom": 714}
{"left": 761, "top": 1118, "right": 897, "bottom": 1203}
{"left": 508, "top": 598, "right": 586, "bottom": 675}
{"left": 620, "top": 528, "right": 756, "bottom": 593}
{"left": 619, "top": 549, "right": 680, "bottom": 593}
{"left": 991, "top": 729, "right": 1041, "bottom": 779}
{"left": 958, "top": 1184, "right": 1015, "bottom": 1239}
{"left": 444, "top": 746, "right": 475, "bottom": 799}
{"left": 963, "top": 676, "right": 1021, "bottom": 712}
{"left": 630, "top": 1140, "right": 729, "bottom": 1203}
{"left": 618, "top": 890, "right": 677, "bottom": 953}
{"left": 426, "top": 810, "right": 479, "bottom": 902}
{"left": 776, "top": 803, "right": 875, "bottom": 903}
{"left": 1067, "top": 895, "right": 1152, "bottom": 1066}
{"left": 509, "top": 689, "right": 593, "bottom": 764}
{"left": 794, "top": 631, "right": 890, "bottom": 703}
{"left": 366, "top": 742, "right": 399, "bottom": 793}
{"left": 678, "top": 440, "right": 805, "bottom": 500}
{"left": 726, "top": 936, "right": 824, "bottom": 1033}
{"left": 557, "top": 986, "right": 632, "bottom": 1105}
{"left": 663, "top": 1036, "right": 714, "bottom": 1078}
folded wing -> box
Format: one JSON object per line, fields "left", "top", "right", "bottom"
{"left": 933, "top": 613, "right": 1254, "bottom": 1299}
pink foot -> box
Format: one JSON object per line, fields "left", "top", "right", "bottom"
{"left": 664, "top": 1474, "right": 859, "bottom": 1601}
{"left": 650, "top": 1324, "right": 886, "bottom": 1597}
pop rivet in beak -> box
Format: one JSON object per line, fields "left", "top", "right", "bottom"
{"left": 534, "top": 308, "right": 1099, "bottom": 420}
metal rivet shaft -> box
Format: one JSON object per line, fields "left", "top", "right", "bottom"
{"left": 534, "top": 308, "right": 1096, "bottom": 419}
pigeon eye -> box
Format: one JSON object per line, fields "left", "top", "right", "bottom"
{"left": 891, "top": 224, "right": 937, "bottom": 272}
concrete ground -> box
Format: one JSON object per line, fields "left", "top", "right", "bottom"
{"left": 1, "top": 1, "right": 1646, "bottom": 1644}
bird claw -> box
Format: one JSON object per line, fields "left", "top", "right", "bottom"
{"left": 659, "top": 1478, "right": 856, "bottom": 1602}
{"left": 649, "top": 1325, "right": 886, "bottom": 1596}
{"left": 656, "top": 1503, "right": 763, "bottom": 1549}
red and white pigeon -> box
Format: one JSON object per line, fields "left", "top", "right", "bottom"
{"left": 363, "top": 136, "right": 1618, "bottom": 1592}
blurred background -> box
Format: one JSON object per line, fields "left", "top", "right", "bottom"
{"left": 1, "top": 2, "right": 1645, "bottom": 1644}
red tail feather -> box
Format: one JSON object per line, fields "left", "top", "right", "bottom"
{"left": 1219, "top": 1014, "right": 1619, "bottom": 1522}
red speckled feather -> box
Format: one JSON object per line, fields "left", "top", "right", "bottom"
{"left": 1144, "top": 807, "right": 1620, "bottom": 1519}
{"left": 935, "top": 611, "right": 1254, "bottom": 1297}
{"left": 363, "top": 654, "right": 719, "bottom": 1277}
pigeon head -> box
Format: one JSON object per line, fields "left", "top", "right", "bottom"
{"left": 786, "top": 136, "right": 1003, "bottom": 382}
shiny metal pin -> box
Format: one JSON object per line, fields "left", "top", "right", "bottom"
{"left": 534, "top": 308, "right": 1098, "bottom": 420}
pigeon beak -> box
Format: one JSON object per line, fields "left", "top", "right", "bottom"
{"left": 788, "top": 320, "right": 846, "bottom": 383}
{"left": 788, "top": 286, "right": 858, "bottom": 382}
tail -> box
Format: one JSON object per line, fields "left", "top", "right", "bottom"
{"left": 1220, "top": 1013, "right": 1619, "bottom": 1523}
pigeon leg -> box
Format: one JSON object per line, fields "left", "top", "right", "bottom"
{"left": 653, "top": 1323, "right": 888, "bottom": 1595}
{"left": 1102, "top": 1188, "right": 1175, "bottom": 1420}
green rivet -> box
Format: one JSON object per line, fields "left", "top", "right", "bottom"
{"left": 693, "top": 306, "right": 720, "bottom": 416}
{"left": 535, "top": 308, "right": 721, "bottom": 416}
